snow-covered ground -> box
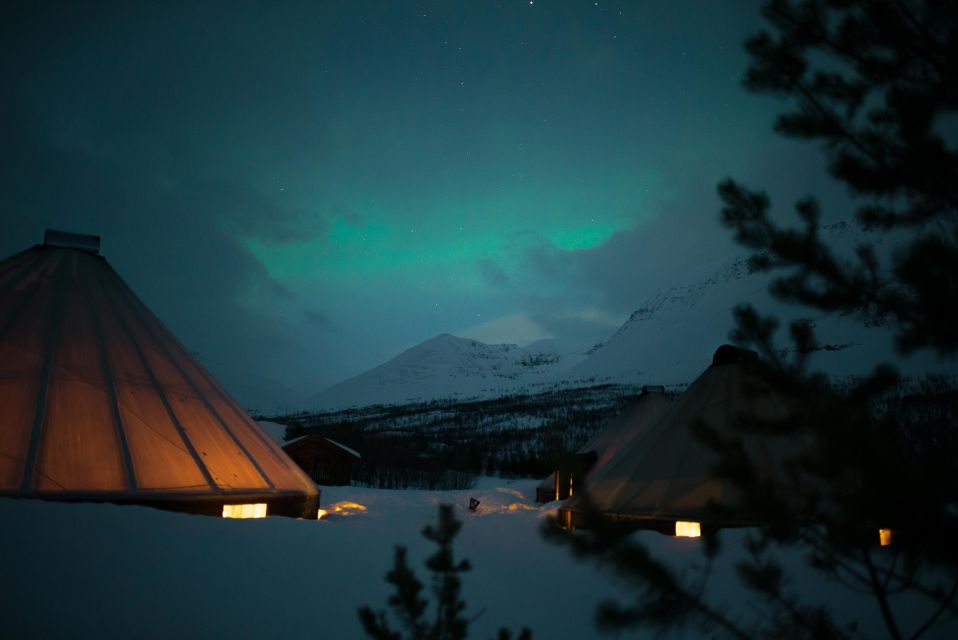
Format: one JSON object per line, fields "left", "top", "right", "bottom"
{"left": 2, "top": 479, "right": 953, "bottom": 639}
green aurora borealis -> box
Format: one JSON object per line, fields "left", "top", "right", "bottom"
{"left": 1, "top": 0, "right": 840, "bottom": 405}
{"left": 246, "top": 176, "right": 649, "bottom": 282}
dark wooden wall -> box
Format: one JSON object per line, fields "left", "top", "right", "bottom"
{"left": 283, "top": 436, "right": 358, "bottom": 486}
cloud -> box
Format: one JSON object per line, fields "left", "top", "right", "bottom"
{"left": 471, "top": 138, "right": 849, "bottom": 348}
{"left": 455, "top": 313, "right": 551, "bottom": 346}
{"left": 177, "top": 173, "right": 327, "bottom": 245}
{"left": 0, "top": 95, "right": 329, "bottom": 405}
{"left": 0, "top": 0, "right": 854, "bottom": 403}
{"left": 302, "top": 308, "right": 335, "bottom": 330}
{"left": 475, "top": 180, "right": 732, "bottom": 325}
{"left": 333, "top": 204, "right": 366, "bottom": 229}
{"left": 478, "top": 258, "right": 510, "bottom": 287}
{"left": 525, "top": 307, "right": 626, "bottom": 350}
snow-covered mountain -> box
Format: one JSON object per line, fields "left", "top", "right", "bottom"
{"left": 571, "top": 253, "right": 766, "bottom": 385}
{"left": 573, "top": 223, "right": 943, "bottom": 387}
{"left": 305, "top": 333, "right": 592, "bottom": 409}
{"left": 306, "top": 224, "right": 947, "bottom": 411}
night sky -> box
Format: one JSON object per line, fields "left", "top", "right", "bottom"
{"left": 1, "top": 1, "right": 850, "bottom": 408}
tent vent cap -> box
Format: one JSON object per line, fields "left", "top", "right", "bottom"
{"left": 641, "top": 385, "right": 666, "bottom": 394}
{"left": 712, "top": 344, "right": 759, "bottom": 366}
{"left": 43, "top": 229, "right": 101, "bottom": 255}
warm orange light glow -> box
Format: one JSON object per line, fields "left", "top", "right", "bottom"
{"left": 879, "top": 528, "right": 893, "bottom": 546}
{"left": 222, "top": 503, "right": 268, "bottom": 519}
{"left": 554, "top": 471, "right": 560, "bottom": 501}
{"left": 569, "top": 473, "right": 573, "bottom": 498}
{"left": 327, "top": 501, "right": 368, "bottom": 516}
{"left": 675, "top": 521, "right": 701, "bottom": 538}
{"left": 316, "top": 508, "right": 328, "bottom": 520}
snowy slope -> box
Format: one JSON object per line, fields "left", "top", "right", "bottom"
{"left": 571, "top": 253, "right": 765, "bottom": 385}
{"left": 306, "top": 333, "right": 591, "bottom": 409}
{"left": 2, "top": 479, "right": 951, "bottom": 639}
{"left": 573, "top": 223, "right": 944, "bottom": 385}
{"left": 0, "top": 480, "right": 625, "bottom": 640}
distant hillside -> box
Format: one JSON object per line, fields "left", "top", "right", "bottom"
{"left": 305, "top": 333, "right": 592, "bottom": 410}
{"left": 573, "top": 223, "right": 943, "bottom": 386}
{"left": 269, "top": 373, "right": 957, "bottom": 491}
{"left": 305, "top": 223, "right": 946, "bottom": 411}
{"left": 270, "top": 383, "right": 656, "bottom": 489}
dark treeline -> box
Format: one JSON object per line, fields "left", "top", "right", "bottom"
{"left": 876, "top": 375, "right": 958, "bottom": 458}
{"left": 260, "top": 384, "right": 666, "bottom": 490}
{"left": 256, "top": 376, "right": 955, "bottom": 491}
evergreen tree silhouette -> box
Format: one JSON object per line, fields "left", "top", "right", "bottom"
{"left": 359, "top": 504, "right": 532, "bottom": 640}
{"left": 548, "top": 1, "right": 958, "bottom": 638}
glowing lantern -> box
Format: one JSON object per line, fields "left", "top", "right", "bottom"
{"left": 879, "top": 528, "right": 893, "bottom": 546}
{"left": 675, "top": 521, "right": 701, "bottom": 538}
{"left": 222, "top": 503, "right": 268, "bottom": 519}
{"left": 569, "top": 473, "right": 574, "bottom": 498}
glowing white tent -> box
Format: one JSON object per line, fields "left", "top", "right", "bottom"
{"left": 535, "top": 386, "right": 672, "bottom": 502}
{"left": 0, "top": 230, "right": 319, "bottom": 517}
{"left": 560, "top": 345, "right": 792, "bottom": 530}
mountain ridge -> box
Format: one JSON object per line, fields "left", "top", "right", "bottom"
{"left": 305, "top": 224, "right": 945, "bottom": 410}
{"left": 304, "top": 332, "right": 592, "bottom": 409}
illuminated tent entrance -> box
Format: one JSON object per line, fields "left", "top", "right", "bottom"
{"left": 0, "top": 230, "right": 319, "bottom": 518}
{"left": 560, "top": 345, "right": 794, "bottom": 534}
{"left": 535, "top": 385, "right": 672, "bottom": 503}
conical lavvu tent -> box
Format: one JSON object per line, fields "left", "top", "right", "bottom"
{"left": 535, "top": 385, "right": 673, "bottom": 502}
{"left": 560, "top": 345, "right": 792, "bottom": 531}
{"left": 577, "top": 385, "right": 673, "bottom": 480}
{"left": 0, "top": 230, "right": 319, "bottom": 518}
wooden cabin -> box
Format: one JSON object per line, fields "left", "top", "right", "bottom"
{"left": 282, "top": 435, "right": 361, "bottom": 486}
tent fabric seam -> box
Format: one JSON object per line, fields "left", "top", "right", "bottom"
{"left": 96, "top": 261, "right": 221, "bottom": 493}
{"left": 108, "top": 267, "right": 276, "bottom": 491}
{"left": 19, "top": 253, "right": 70, "bottom": 491}
{"left": 0, "top": 249, "right": 42, "bottom": 295}
{"left": 124, "top": 274, "right": 309, "bottom": 488}
{"left": 83, "top": 259, "right": 138, "bottom": 492}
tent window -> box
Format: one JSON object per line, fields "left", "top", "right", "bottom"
{"left": 879, "top": 528, "right": 893, "bottom": 546}
{"left": 675, "top": 521, "right": 701, "bottom": 538}
{"left": 222, "top": 503, "right": 268, "bottom": 519}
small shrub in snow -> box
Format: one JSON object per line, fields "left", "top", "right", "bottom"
{"left": 358, "top": 504, "right": 531, "bottom": 640}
